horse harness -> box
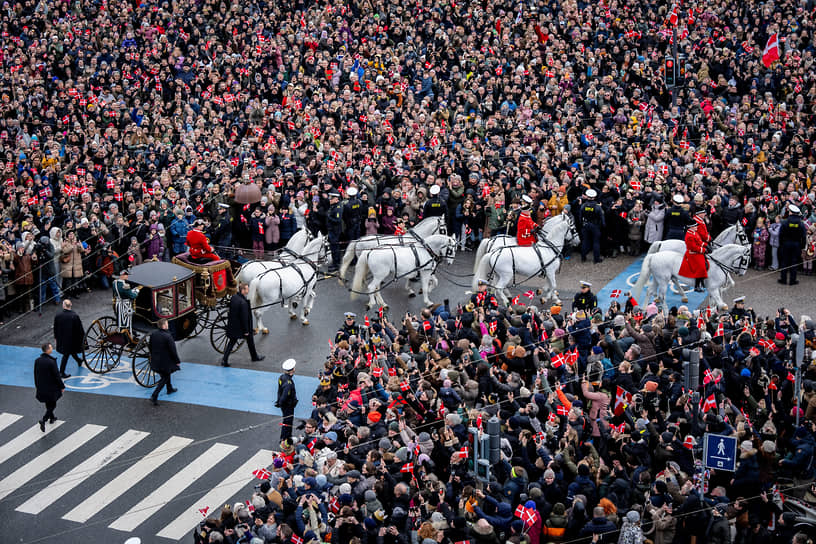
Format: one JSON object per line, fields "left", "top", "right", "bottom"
{"left": 253, "top": 248, "right": 322, "bottom": 307}
{"left": 707, "top": 247, "right": 750, "bottom": 278}
{"left": 484, "top": 234, "right": 564, "bottom": 285}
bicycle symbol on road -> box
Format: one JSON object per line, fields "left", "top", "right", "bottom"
{"left": 63, "top": 363, "right": 138, "bottom": 390}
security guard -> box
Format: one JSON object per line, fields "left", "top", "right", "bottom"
{"left": 344, "top": 186, "right": 363, "bottom": 241}
{"left": 422, "top": 184, "right": 446, "bottom": 219}
{"left": 335, "top": 312, "right": 361, "bottom": 343}
{"left": 664, "top": 194, "right": 690, "bottom": 240}
{"left": 327, "top": 192, "right": 344, "bottom": 272}
{"left": 779, "top": 204, "right": 806, "bottom": 286}
{"left": 572, "top": 281, "right": 598, "bottom": 312}
{"left": 276, "top": 358, "right": 298, "bottom": 442}
{"left": 580, "top": 189, "right": 604, "bottom": 263}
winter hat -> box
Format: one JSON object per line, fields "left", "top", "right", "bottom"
{"left": 762, "top": 440, "right": 776, "bottom": 453}
{"left": 365, "top": 490, "right": 377, "bottom": 501}
{"left": 525, "top": 500, "right": 537, "bottom": 510}
{"left": 315, "top": 474, "right": 327, "bottom": 488}
{"left": 339, "top": 483, "right": 352, "bottom": 495}
{"left": 626, "top": 511, "right": 640, "bottom": 523}
{"left": 740, "top": 440, "right": 753, "bottom": 452}
{"left": 552, "top": 502, "right": 566, "bottom": 515}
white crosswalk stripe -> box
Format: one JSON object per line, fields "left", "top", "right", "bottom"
{"left": 0, "top": 412, "right": 22, "bottom": 433}
{"left": 0, "top": 424, "right": 105, "bottom": 501}
{"left": 16, "top": 429, "right": 149, "bottom": 515}
{"left": 0, "top": 420, "right": 64, "bottom": 466}
{"left": 108, "top": 442, "right": 238, "bottom": 533}
{"left": 63, "top": 435, "right": 193, "bottom": 524}
{"left": 157, "top": 449, "right": 274, "bottom": 541}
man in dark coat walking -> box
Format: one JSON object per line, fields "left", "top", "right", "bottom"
{"left": 53, "top": 299, "right": 84, "bottom": 378}
{"left": 149, "top": 318, "right": 180, "bottom": 406}
{"left": 34, "top": 343, "right": 64, "bottom": 432}
{"left": 222, "top": 283, "right": 264, "bottom": 367}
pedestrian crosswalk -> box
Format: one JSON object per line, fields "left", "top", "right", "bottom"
{"left": 0, "top": 413, "right": 276, "bottom": 542}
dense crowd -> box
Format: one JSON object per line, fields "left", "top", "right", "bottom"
{"left": 200, "top": 289, "right": 816, "bottom": 544}
{"left": 0, "top": 0, "right": 816, "bottom": 540}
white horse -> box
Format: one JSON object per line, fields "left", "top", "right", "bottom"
{"left": 248, "top": 234, "right": 327, "bottom": 330}
{"left": 631, "top": 243, "right": 750, "bottom": 313}
{"left": 237, "top": 228, "right": 316, "bottom": 287}
{"left": 472, "top": 214, "right": 575, "bottom": 275}
{"left": 350, "top": 234, "right": 457, "bottom": 309}
{"left": 473, "top": 215, "right": 581, "bottom": 305}
{"left": 339, "top": 216, "right": 447, "bottom": 280}
{"left": 644, "top": 224, "right": 749, "bottom": 302}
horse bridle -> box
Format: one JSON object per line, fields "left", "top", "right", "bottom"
{"left": 708, "top": 246, "right": 750, "bottom": 277}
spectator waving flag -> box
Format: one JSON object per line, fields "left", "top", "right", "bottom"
{"left": 701, "top": 394, "right": 717, "bottom": 413}
{"left": 252, "top": 468, "right": 271, "bottom": 480}
{"left": 614, "top": 386, "right": 632, "bottom": 416}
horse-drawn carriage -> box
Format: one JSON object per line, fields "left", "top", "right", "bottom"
{"left": 82, "top": 261, "right": 199, "bottom": 387}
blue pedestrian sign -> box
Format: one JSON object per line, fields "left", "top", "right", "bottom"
{"left": 703, "top": 433, "right": 737, "bottom": 472}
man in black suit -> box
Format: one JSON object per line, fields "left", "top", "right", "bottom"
{"left": 149, "top": 318, "right": 180, "bottom": 406}
{"left": 34, "top": 343, "right": 64, "bottom": 432}
{"left": 221, "top": 283, "right": 264, "bottom": 367}
{"left": 53, "top": 299, "right": 85, "bottom": 378}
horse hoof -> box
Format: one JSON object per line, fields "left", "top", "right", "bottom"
{"left": 302, "top": 320, "right": 309, "bottom": 326}
{"left": 408, "top": 292, "right": 416, "bottom": 298}
{"left": 289, "top": 314, "right": 297, "bottom": 320}
{"left": 681, "top": 297, "right": 689, "bottom": 303}
{"left": 292, "top": 302, "right": 298, "bottom": 309}
{"left": 418, "top": 289, "right": 423, "bottom": 294}
{"left": 262, "top": 328, "right": 269, "bottom": 335}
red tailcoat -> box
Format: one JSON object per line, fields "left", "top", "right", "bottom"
{"left": 186, "top": 229, "right": 219, "bottom": 261}
{"left": 678, "top": 228, "right": 707, "bottom": 278}
{"left": 516, "top": 211, "right": 537, "bottom": 246}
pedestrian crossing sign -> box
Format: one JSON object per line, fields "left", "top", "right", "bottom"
{"left": 702, "top": 433, "right": 737, "bottom": 472}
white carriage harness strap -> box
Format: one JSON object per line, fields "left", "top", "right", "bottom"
{"left": 484, "top": 231, "right": 563, "bottom": 285}
{"left": 252, "top": 248, "right": 322, "bottom": 308}
{"left": 707, "top": 248, "right": 750, "bottom": 278}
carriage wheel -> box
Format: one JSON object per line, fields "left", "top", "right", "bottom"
{"left": 210, "top": 309, "right": 243, "bottom": 354}
{"left": 192, "top": 306, "right": 211, "bottom": 337}
{"left": 131, "top": 336, "right": 159, "bottom": 388}
{"left": 82, "top": 316, "right": 124, "bottom": 374}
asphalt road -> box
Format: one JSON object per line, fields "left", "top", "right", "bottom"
{"left": 0, "top": 249, "right": 814, "bottom": 543}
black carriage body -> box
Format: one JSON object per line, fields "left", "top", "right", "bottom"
{"left": 128, "top": 262, "right": 197, "bottom": 340}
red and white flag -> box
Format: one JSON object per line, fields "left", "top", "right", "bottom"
{"left": 291, "top": 535, "right": 303, "bottom": 544}
{"left": 456, "top": 447, "right": 469, "bottom": 459}
{"left": 551, "top": 353, "right": 565, "bottom": 368}
{"left": 372, "top": 367, "right": 383, "bottom": 378}
{"left": 614, "top": 386, "right": 632, "bottom": 416}
{"left": 556, "top": 405, "right": 569, "bottom": 416}
{"left": 610, "top": 289, "right": 622, "bottom": 298}
{"left": 252, "top": 468, "right": 271, "bottom": 480}
{"left": 715, "top": 323, "right": 724, "bottom": 337}
{"left": 199, "top": 506, "right": 210, "bottom": 516}
{"left": 701, "top": 394, "right": 717, "bottom": 413}
{"left": 400, "top": 462, "right": 414, "bottom": 473}
{"left": 762, "top": 33, "right": 781, "bottom": 68}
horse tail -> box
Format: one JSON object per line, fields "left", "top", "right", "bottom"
{"left": 474, "top": 238, "right": 490, "bottom": 275}
{"left": 473, "top": 253, "right": 493, "bottom": 291}
{"left": 350, "top": 250, "right": 370, "bottom": 300}
{"left": 632, "top": 254, "right": 652, "bottom": 303}
{"left": 339, "top": 239, "right": 356, "bottom": 281}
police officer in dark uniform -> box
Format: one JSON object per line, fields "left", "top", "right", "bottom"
{"left": 422, "top": 184, "right": 446, "bottom": 219}
{"left": 344, "top": 186, "right": 363, "bottom": 241}
{"left": 729, "top": 296, "right": 755, "bottom": 323}
{"left": 664, "top": 194, "right": 691, "bottom": 240}
{"left": 327, "top": 192, "right": 344, "bottom": 272}
{"left": 335, "top": 312, "right": 361, "bottom": 343}
{"left": 276, "top": 358, "right": 298, "bottom": 442}
{"left": 580, "top": 189, "right": 604, "bottom": 263}
{"left": 572, "top": 281, "right": 598, "bottom": 312}
{"left": 778, "top": 204, "right": 806, "bottom": 286}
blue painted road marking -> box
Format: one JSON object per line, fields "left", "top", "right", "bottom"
{"left": 595, "top": 257, "right": 709, "bottom": 311}
{"left": 0, "top": 345, "right": 318, "bottom": 419}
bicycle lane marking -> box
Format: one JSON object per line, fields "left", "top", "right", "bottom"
{"left": 0, "top": 344, "right": 318, "bottom": 419}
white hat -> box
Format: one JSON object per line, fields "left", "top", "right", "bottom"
{"left": 580, "top": 281, "right": 592, "bottom": 288}
{"left": 733, "top": 296, "right": 745, "bottom": 304}
{"left": 346, "top": 186, "right": 358, "bottom": 197}
{"left": 521, "top": 194, "right": 533, "bottom": 205}
{"left": 282, "top": 359, "right": 296, "bottom": 371}
{"left": 673, "top": 194, "right": 684, "bottom": 204}
{"left": 429, "top": 184, "right": 440, "bottom": 196}
{"left": 585, "top": 189, "right": 597, "bottom": 199}
{"left": 789, "top": 204, "right": 801, "bottom": 214}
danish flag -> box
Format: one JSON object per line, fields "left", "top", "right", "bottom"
{"left": 630, "top": 179, "right": 642, "bottom": 191}
{"left": 252, "top": 468, "right": 271, "bottom": 480}
{"left": 611, "top": 289, "right": 622, "bottom": 298}
{"left": 556, "top": 405, "right": 569, "bottom": 416}
{"left": 399, "top": 380, "right": 410, "bottom": 392}
{"left": 614, "top": 386, "right": 632, "bottom": 416}
{"left": 400, "top": 462, "right": 414, "bottom": 473}
{"left": 701, "top": 394, "right": 717, "bottom": 413}
{"left": 456, "top": 447, "right": 469, "bottom": 459}
{"left": 703, "top": 369, "right": 721, "bottom": 385}
{"left": 715, "top": 323, "right": 724, "bottom": 337}
{"left": 551, "top": 353, "right": 565, "bottom": 368}
{"left": 762, "top": 33, "right": 781, "bottom": 68}
{"left": 372, "top": 367, "right": 382, "bottom": 378}
{"left": 524, "top": 290, "right": 535, "bottom": 298}
{"left": 199, "top": 506, "right": 209, "bottom": 516}
{"left": 290, "top": 535, "right": 303, "bottom": 544}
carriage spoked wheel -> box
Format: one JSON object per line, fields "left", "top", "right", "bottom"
{"left": 210, "top": 309, "right": 243, "bottom": 354}
{"left": 82, "top": 316, "right": 126, "bottom": 374}
{"left": 192, "top": 306, "right": 212, "bottom": 338}
{"left": 131, "top": 336, "right": 159, "bottom": 388}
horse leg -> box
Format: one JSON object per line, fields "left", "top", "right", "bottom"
{"left": 405, "top": 277, "right": 417, "bottom": 298}
{"left": 421, "top": 271, "right": 434, "bottom": 306}
{"left": 255, "top": 308, "right": 269, "bottom": 335}
{"left": 675, "top": 277, "right": 689, "bottom": 303}
{"left": 494, "top": 273, "right": 511, "bottom": 306}
{"left": 366, "top": 273, "right": 384, "bottom": 311}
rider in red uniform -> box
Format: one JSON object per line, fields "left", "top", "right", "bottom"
{"left": 516, "top": 195, "right": 538, "bottom": 247}
{"left": 678, "top": 220, "right": 707, "bottom": 291}
{"left": 186, "top": 220, "right": 220, "bottom": 261}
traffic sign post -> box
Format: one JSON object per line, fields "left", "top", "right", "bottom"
{"left": 703, "top": 433, "right": 737, "bottom": 472}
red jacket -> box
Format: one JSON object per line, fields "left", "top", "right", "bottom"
{"left": 679, "top": 228, "right": 707, "bottom": 278}
{"left": 186, "top": 229, "right": 219, "bottom": 260}
{"left": 517, "top": 211, "right": 537, "bottom": 246}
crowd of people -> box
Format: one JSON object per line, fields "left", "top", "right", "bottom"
{"left": 3, "top": 0, "right": 816, "bottom": 321}
{"left": 198, "top": 286, "right": 816, "bottom": 544}
{"left": 1, "top": 0, "right": 816, "bottom": 540}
